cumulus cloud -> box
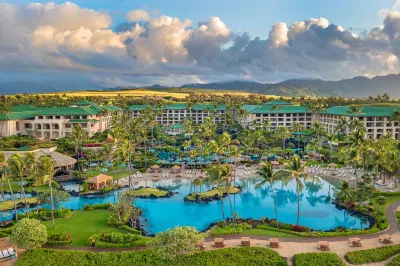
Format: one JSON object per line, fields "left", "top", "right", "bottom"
{"left": 3, "top": 2, "right": 400, "bottom": 88}
{"left": 126, "top": 10, "right": 150, "bottom": 22}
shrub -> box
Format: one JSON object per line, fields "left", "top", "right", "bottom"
{"left": 345, "top": 245, "right": 400, "bottom": 264}
{"left": 86, "top": 235, "right": 98, "bottom": 247}
{"left": 388, "top": 254, "right": 400, "bottom": 266}
{"left": 16, "top": 247, "right": 288, "bottom": 266}
{"left": 99, "top": 232, "right": 141, "bottom": 244}
{"left": 210, "top": 223, "right": 252, "bottom": 236}
{"left": 18, "top": 207, "right": 70, "bottom": 221}
{"left": 119, "top": 225, "right": 141, "bottom": 234}
{"left": 95, "top": 238, "right": 151, "bottom": 248}
{"left": 10, "top": 218, "right": 47, "bottom": 250}
{"left": 46, "top": 231, "right": 71, "bottom": 246}
{"left": 293, "top": 252, "right": 345, "bottom": 266}
{"left": 83, "top": 203, "right": 112, "bottom": 211}
{"left": 107, "top": 213, "right": 125, "bottom": 227}
{"left": 292, "top": 225, "right": 309, "bottom": 232}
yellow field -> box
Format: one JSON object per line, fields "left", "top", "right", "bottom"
{"left": 41, "top": 88, "right": 282, "bottom": 99}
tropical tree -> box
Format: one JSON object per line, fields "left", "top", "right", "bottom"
{"left": 255, "top": 163, "right": 282, "bottom": 228}
{"left": 376, "top": 196, "right": 387, "bottom": 216}
{"left": 7, "top": 154, "right": 29, "bottom": 216}
{"left": 115, "top": 139, "right": 135, "bottom": 187}
{"left": 35, "top": 156, "right": 57, "bottom": 228}
{"left": 278, "top": 156, "right": 308, "bottom": 225}
{"left": 10, "top": 218, "right": 47, "bottom": 250}
{"left": 274, "top": 126, "right": 291, "bottom": 150}
{"left": 151, "top": 226, "right": 203, "bottom": 260}
{"left": 333, "top": 181, "right": 354, "bottom": 203}
{"left": 192, "top": 178, "right": 202, "bottom": 199}
{"left": 71, "top": 125, "right": 89, "bottom": 174}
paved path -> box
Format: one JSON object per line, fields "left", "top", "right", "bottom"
{"left": 205, "top": 200, "right": 400, "bottom": 243}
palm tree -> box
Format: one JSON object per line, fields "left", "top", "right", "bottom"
{"left": 274, "top": 126, "right": 291, "bottom": 150}
{"left": 0, "top": 152, "right": 5, "bottom": 201}
{"left": 115, "top": 139, "right": 135, "bottom": 188}
{"left": 7, "top": 154, "right": 29, "bottom": 217}
{"left": 333, "top": 181, "right": 354, "bottom": 203}
{"left": 255, "top": 163, "right": 283, "bottom": 228}
{"left": 71, "top": 125, "right": 89, "bottom": 175}
{"left": 35, "top": 156, "right": 57, "bottom": 228}
{"left": 192, "top": 178, "right": 202, "bottom": 199}
{"left": 278, "top": 156, "right": 308, "bottom": 225}
{"left": 310, "top": 121, "right": 326, "bottom": 143}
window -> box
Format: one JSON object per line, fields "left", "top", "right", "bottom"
{"left": 82, "top": 115, "right": 88, "bottom": 119}
{"left": 38, "top": 116, "right": 43, "bottom": 119}
{"left": 46, "top": 116, "right": 53, "bottom": 119}
{"left": 55, "top": 116, "right": 61, "bottom": 119}
{"left": 16, "top": 122, "right": 19, "bottom": 131}
{"left": 65, "top": 116, "right": 71, "bottom": 119}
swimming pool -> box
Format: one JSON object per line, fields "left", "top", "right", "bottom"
{"left": 0, "top": 177, "right": 370, "bottom": 233}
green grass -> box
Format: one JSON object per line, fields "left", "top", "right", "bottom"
{"left": 243, "top": 228, "right": 299, "bottom": 237}
{"left": 41, "top": 210, "right": 126, "bottom": 247}
{"left": 133, "top": 187, "right": 168, "bottom": 197}
{"left": 384, "top": 195, "right": 400, "bottom": 205}
{"left": 345, "top": 245, "right": 400, "bottom": 265}
{"left": 1, "top": 180, "right": 49, "bottom": 193}
{"left": 186, "top": 186, "right": 240, "bottom": 201}
{"left": 0, "top": 197, "right": 37, "bottom": 211}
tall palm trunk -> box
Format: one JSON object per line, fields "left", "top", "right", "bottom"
{"left": 8, "top": 180, "right": 17, "bottom": 221}
{"left": 271, "top": 185, "right": 279, "bottom": 228}
{"left": 49, "top": 180, "right": 55, "bottom": 228}
{"left": 220, "top": 194, "right": 225, "bottom": 223}
{"left": 296, "top": 191, "right": 300, "bottom": 225}
{"left": 0, "top": 181, "right": 4, "bottom": 202}
{"left": 361, "top": 156, "right": 366, "bottom": 204}
{"left": 20, "top": 176, "right": 29, "bottom": 218}
{"left": 226, "top": 192, "right": 235, "bottom": 226}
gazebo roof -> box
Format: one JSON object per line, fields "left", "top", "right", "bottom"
{"left": 86, "top": 174, "right": 113, "bottom": 184}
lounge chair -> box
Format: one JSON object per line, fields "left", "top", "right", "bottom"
{"left": 8, "top": 248, "right": 15, "bottom": 256}
{"left": 2, "top": 249, "right": 10, "bottom": 257}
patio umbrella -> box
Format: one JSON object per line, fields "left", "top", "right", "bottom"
{"left": 258, "top": 162, "right": 266, "bottom": 166}
{"left": 328, "top": 163, "right": 337, "bottom": 167}
{"left": 271, "top": 161, "right": 280, "bottom": 166}
{"left": 171, "top": 165, "right": 181, "bottom": 170}
{"left": 151, "top": 165, "right": 160, "bottom": 169}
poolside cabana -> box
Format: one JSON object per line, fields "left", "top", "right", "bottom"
{"left": 86, "top": 174, "right": 113, "bottom": 190}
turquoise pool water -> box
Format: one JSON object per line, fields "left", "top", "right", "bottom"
{"left": 0, "top": 178, "right": 370, "bottom": 233}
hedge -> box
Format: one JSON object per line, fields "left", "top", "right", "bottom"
{"left": 255, "top": 224, "right": 380, "bottom": 237}
{"left": 210, "top": 223, "right": 252, "bottom": 236}
{"left": 18, "top": 207, "right": 70, "bottom": 220}
{"left": 16, "top": 247, "right": 288, "bottom": 266}
{"left": 45, "top": 240, "right": 72, "bottom": 246}
{"left": 293, "top": 252, "right": 345, "bottom": 266}
{"left": 345, "top": 245, "right": 400, "bottom": 264}
{"left": 83, "top": 203, "right": 112, "bottom": 211}
{"left": 388, "top": 254, "right": 400, "bottom": 266}
{"left": 119, "top": 225, "right": 141, "bottom": 234}
{"left": 95, "top": 238, "right": 150, "bottom": 248}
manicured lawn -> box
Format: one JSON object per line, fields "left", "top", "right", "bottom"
{"left": 385, "top": 195, "right": 400, "bottom": 205}
{"left": 186, "top": 186, "right": 240, "bottom": 201}
{"left": 41, "top": 210, "right": 126, "bottom": 247}
{"left": 243, "top": 228, "right": 299, "bottom": 237}
{"left": 133, "top": 187, "right": 168, "bottom": 197}
{"left": 0, "top": 198, "right": 37, "bottom": 211}
{"left": 1, "top": 180, "right": 49, "bottom": 193}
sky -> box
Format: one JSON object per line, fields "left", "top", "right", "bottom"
{"left": 1, "top": 0, "right": 400, "bottom": 89}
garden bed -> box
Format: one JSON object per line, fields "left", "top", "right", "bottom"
{"left": 345, "top": 245, "right": 400, "bottom": 265}
{"left": 293, "top": 252, "right": 345, "bottom": 266}
{"left": 16, "top": 247, "right": 288, "bottom": 266}
{"left": 184, "top": 186, "right": 241, "bottom": 202}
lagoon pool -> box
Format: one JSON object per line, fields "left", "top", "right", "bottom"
{"left": 0, "top": 177, "right": 370, "bottom": 233}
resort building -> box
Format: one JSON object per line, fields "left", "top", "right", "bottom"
{"left": 2, "top": 100, "right": 400, "bottom": 140}
{"left": 321, "top": 106, "right": 400, "bottom": 140}
{"left": 0, "top": 101, "right": 122, "bottom": 139}
{"left": 238, "top": 100, "right": 313, "bottom": 129}
{"left": 129, "top": 103, "right": 226, "bottom": 125}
